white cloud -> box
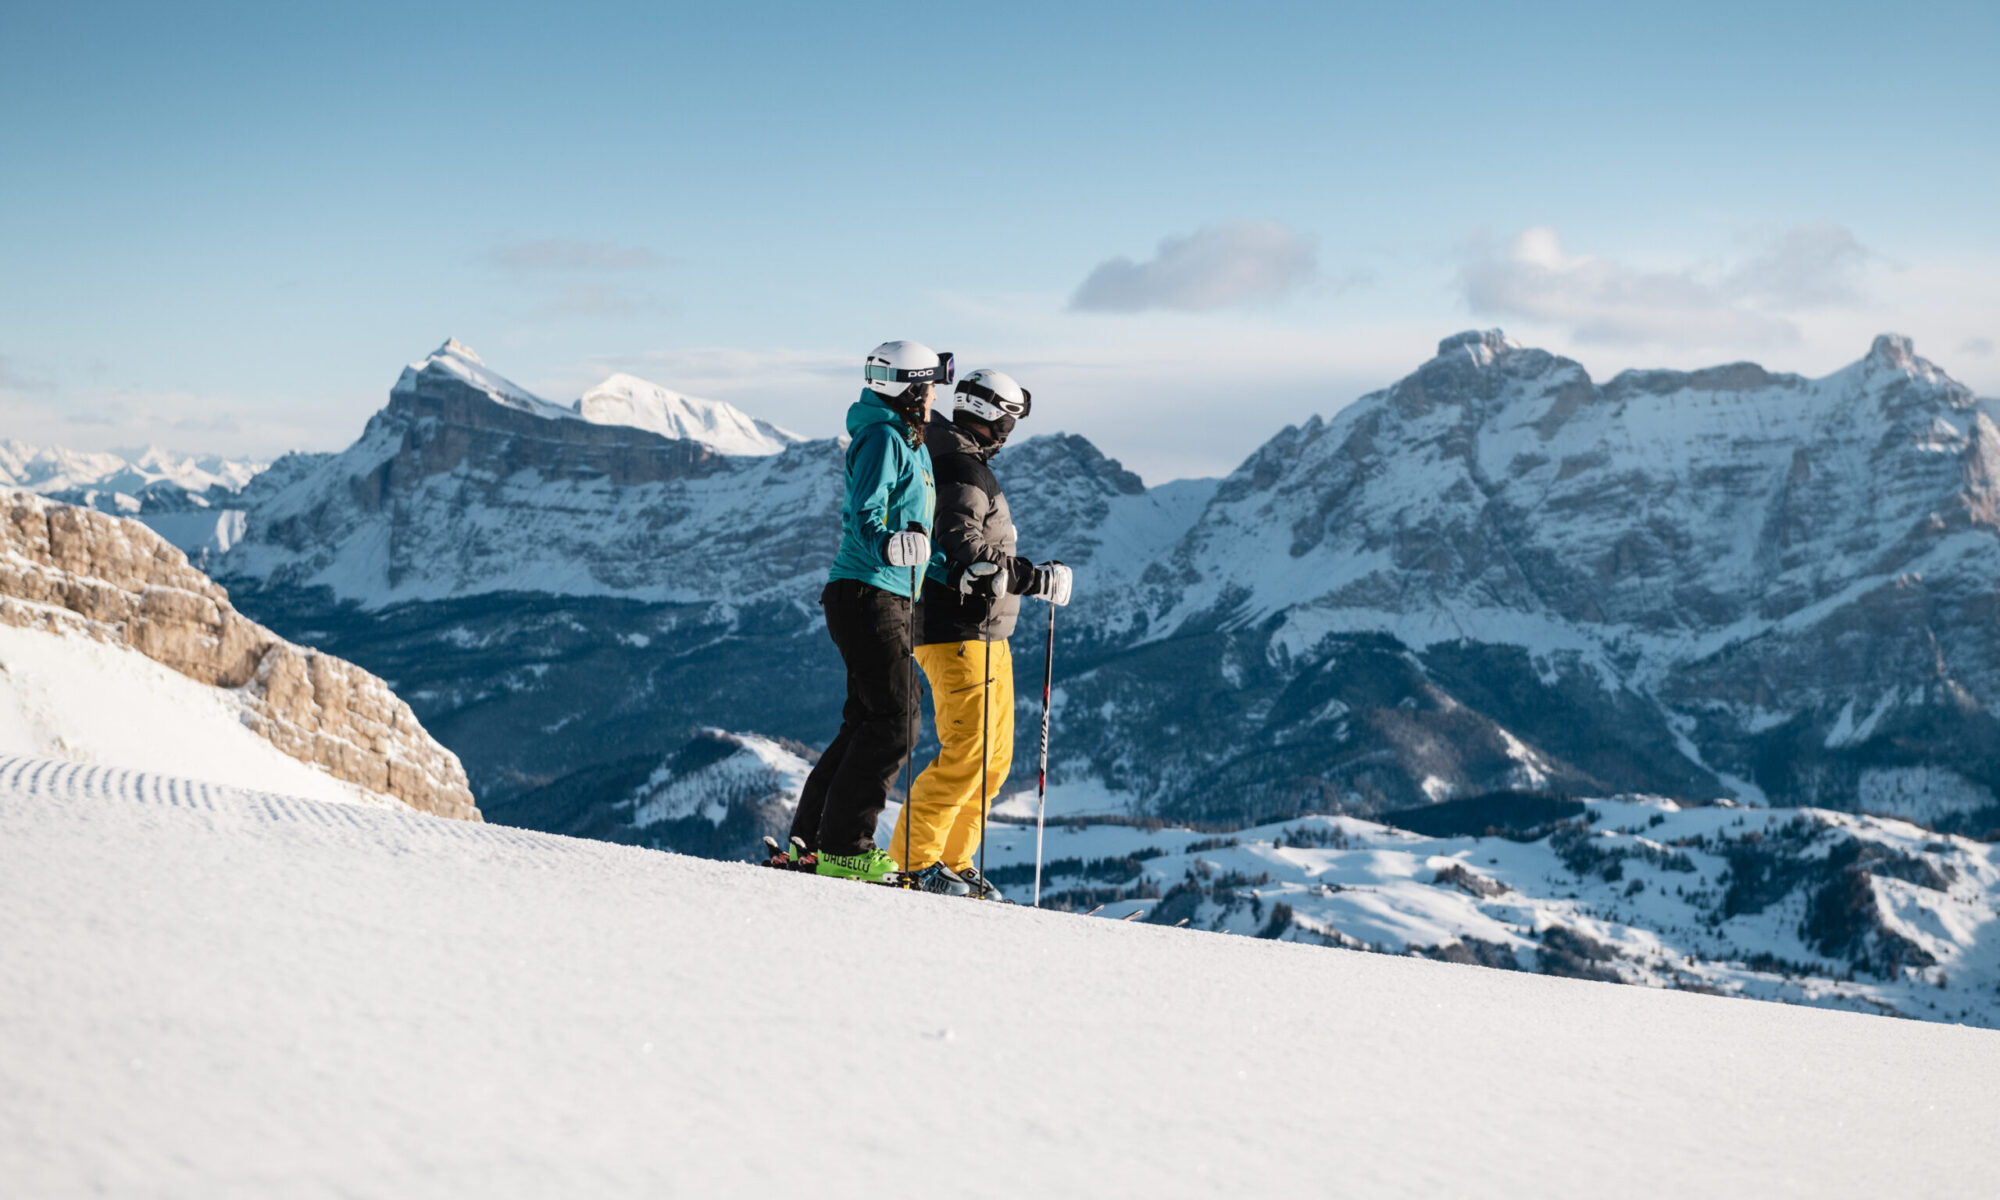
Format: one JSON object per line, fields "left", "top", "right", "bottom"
{"left": 1070, "top": 221, "right": 1319, "bottom": 313}
{"left": 0, "top": 353, "right": 54, "bottom": 394}
{"left": 1960, "top": 336, "right": 1994, "bottom": 358}
{"left": 1460, "top": 224, "right": 1878, "bottom": 350}
{"left": 1459, "top": 226, "right": 1816, "bottom": 348}
{"left": 531, "top": 283, "right": 669, "bottom": 320}
{"left": 1726, "top": 223, "right": 1869, "bottom": 308}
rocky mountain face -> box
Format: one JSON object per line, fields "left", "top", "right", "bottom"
{"left": 1055, "top": 330, "right": 2000, "bottom": 831}
{"left": 0, "top": 490, "right": 478, "bottom": 819}
{"left": 208, "top": 333, "right": 2000, "bottom": 851}
{"left": 225, "top": 340, "right": 841, "bottom": 606}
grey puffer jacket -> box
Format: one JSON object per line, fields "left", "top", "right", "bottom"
{"left": 916, "top": 416, "right": 1033, "bottom": 644}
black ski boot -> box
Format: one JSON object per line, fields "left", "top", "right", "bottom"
{"left": 957, "top": 865, "right": 1007, "bottom": 902}
{"left": 910, "top": 863, "right": 972, "bottom": 896}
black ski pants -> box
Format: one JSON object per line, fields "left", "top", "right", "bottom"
{"left": 792, "top": 578, "right": 921, "bottom": 857}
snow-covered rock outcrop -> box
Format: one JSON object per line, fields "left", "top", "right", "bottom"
{"left": 578, "top": 373, "right": 802, "bottom": 456}
{"left": 0, "top": 491, "right": 478, "bottom": 819}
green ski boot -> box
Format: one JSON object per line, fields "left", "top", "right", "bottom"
{"left": 814, "top": 846, "right": 901, "bottom": 883}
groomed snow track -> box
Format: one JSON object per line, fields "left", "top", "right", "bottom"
{"left": 3, "top": 752, "right": 1997, "bottom": 1199}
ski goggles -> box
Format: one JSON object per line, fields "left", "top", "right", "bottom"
{"left": 955, "top": 377, "right": 1031, "bottom": 420}
{"left": 864, "top": 351, "right": 955, "bottom": 388}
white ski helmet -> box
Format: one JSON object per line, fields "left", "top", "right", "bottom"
{"left": 953, "top": 368, "right": 1032, "bottom": 423}
{"left": 864, "top": 340, "right": 955, "bottom": 398}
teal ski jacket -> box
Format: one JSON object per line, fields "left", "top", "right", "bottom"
{"left": 827, "top": 390, "right": 937, "bottom": 596}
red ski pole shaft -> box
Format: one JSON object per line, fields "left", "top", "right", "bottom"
{"left": 1034, "top": 599, "right": 1055, "bottom": 907}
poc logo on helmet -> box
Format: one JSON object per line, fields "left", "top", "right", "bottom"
{"left": 864, "top": 341, "right": 955, "bottom": 398}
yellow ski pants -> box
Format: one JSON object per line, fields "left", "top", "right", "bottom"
{"left": 890, "top": 638, "right": 1013, "bottom": 873}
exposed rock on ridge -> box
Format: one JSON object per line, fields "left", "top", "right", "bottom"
{"left": 0, "top": 491, "right": 479, "bottom": 820}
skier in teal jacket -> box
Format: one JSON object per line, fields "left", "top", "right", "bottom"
{"left": 787, "top": 340, "right": 948, "bottom": 882}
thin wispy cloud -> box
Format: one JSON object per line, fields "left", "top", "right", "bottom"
{"left": 1960, "top": 336, "right": 1994, "bottom": 357}
{"left": 1458, "top": 225, "right": 1873, "bottom": 349}
{"left": 1725, "top": 223, "right": 1869, "bottom": 308}
{"left": 1070, "top": 221, "right": 1319, "bottom": 313}
{"left": 487, "top": 239, "right": 661, "bottom": 272}
{"left": 0, "top": 354, "right": 54, "bottom": 394}
{"left": 532, "top": 283, "right": 670, "bottom": 320}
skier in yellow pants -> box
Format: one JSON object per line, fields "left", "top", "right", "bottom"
{"left": 889, "top": 369, "right": 1072, "bottom": 899}
{"left": 891, "top": 640, "right": 1014, "bottom": 881}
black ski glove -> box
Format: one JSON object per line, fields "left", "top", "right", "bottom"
{"left": 948, "top": 560, "right": 1005, "bottom": 597}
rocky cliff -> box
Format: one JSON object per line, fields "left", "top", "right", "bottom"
{"left": 0, "top": 491, "right": 479, "bottom": 820}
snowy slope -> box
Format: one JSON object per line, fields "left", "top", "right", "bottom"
{"left": 578, "top": 373, "right": 802, "bottom": 455}
{"left": 630, "top": 729, "right": 808, "bottom": 827}
{"left": 0, "top": 624, "right": 404, "bottom": 809}
{"left": 5, "top": 756, "right": 1997, "bottom": 1199}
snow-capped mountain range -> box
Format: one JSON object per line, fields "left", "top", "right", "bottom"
{"left": 189, "top": 332, "right": 2000, "bottom": 846}
{"left": 0, "top": 439, "right": 267, "bottom": 501}
{"left": 1031, "top": 329, "right": 2000, "bottom": 830}
{"left": 219, "top": 340, "right": 831, "bottom": 604}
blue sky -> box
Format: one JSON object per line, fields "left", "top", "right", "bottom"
{"left": 3, "top": 0, "right": 1996, "bottom": 481}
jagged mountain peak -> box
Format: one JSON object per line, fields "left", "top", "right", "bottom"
{"left": 1869, "top": 332, "right": 1917, "bottom": 369}
{"left": 392, "top": 338, "right": 574, "bottom": 420}
{"left": 1434, "top": 328, "right": 1523, "bottom": 363}
{"left": 434, "top": 337, "right": 482, "bottom": 363}
{"left": 997, "top": 431, "right": 1146, "bottom": 496}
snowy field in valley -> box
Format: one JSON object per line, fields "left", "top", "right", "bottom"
{"left": 4, "top": 755, "right": 1997, "bottom": 1198}
{"left": 965, "top": 798, "right": 2000, "bottom": 1028}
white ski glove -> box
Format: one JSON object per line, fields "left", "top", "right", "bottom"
{"left": 1026, "top": 561, "right": 1072, "bottom": 606}
{"left": 884, "top": 529, "right": 931, "bottom": 568}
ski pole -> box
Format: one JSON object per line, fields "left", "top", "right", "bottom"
{"left": 1033, "top": 597, "right": 1055, "bottom": 907}
{"left": 904, "top": 555, "right": 918, "bottom": 878}
{"left": 978, "top": 637, "right": 990, "bottom": 887}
